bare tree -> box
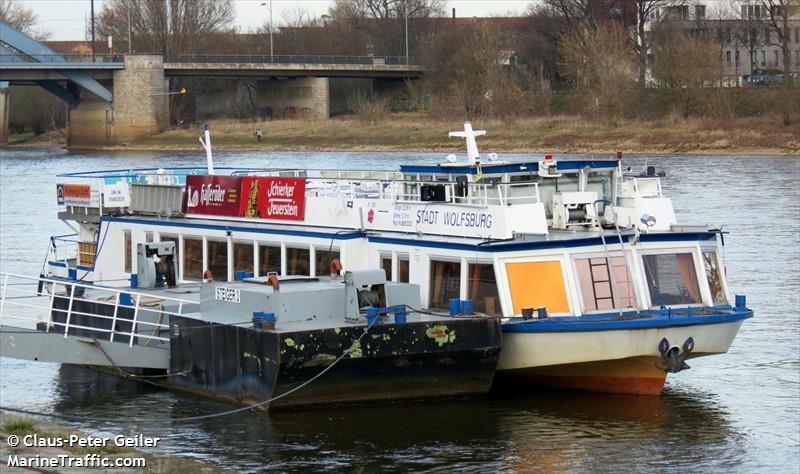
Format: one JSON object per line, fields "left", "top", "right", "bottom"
{"left": 0, "top": 0, "right": 49, "bottom": 39}
{"left": 629, "top": 0, "right": 690, "bottom": 87}
{"left": 330, "top": 0, "right": 444, "bottom": 56}
{"left": 96, "top": 0, "right": 234, "bottom": 55}
{"left": 540, "top": 0, "right": 597, "bottom": 35}
{"left": 652, "top": 33, "right": 720, "bottom": 117}
{"left": 755, "top": 0, "right": 798, "bottom": 124}
{"left": 559, "top": 23, "right": 636, "bottom": 121}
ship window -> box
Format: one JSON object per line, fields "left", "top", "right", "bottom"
{"left": 287, "top": 247, "right": 310, "bottom": 275}
{"left": 315, "top": 249, "right": 340, "bottom": 277}
{"left": 183, "top": 237, "right": 203, "bottom": 280}
{"left": 258, "top": 244, "right": 281, "bottom": 275}
{"left": 123, "top": 230, "right": 132, "bottom": 273}
{"left": 574, "top": 256, "right": 637, "bottom": 312}
{"left": 380, "top": 256, "right": 392, "bottom": 281}
{"left": 207, "top": 240, "right": 228, "bottom": 281}
{"left": 145, "top": 232, "right": 154, "bottom": 243}
{"left": 233, "top": 242, "right": 254, "bottom": 274}
{"left": 398, "top": 254, "right": 410, "bottom": 283}
{"left": 505, "top": 261, "right": 571, "bottom": 315}
{"left": 703, "top": 252, "right": 727, "bottom": 305}
{"left": 468, "top": 263, "right": 501, "bottom": 316}
{"left": 642, "top": 253, "right": 702, "bottom": 306}
{"left": 429, "top": 259, "right": 461, "bottom": 310}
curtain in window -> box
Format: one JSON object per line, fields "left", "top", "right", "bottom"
{"left": 676, "top": 254, "right": 701, "bottom": 303}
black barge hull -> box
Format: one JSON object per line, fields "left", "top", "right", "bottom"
{"left": 168, "top": 317, "right": 502, "bottom": 409}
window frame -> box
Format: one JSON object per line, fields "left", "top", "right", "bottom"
{"left": 571, "top": 252, "right": 639, "bottom": 314}
{"left": 638, "top": 248, "right": 705, "bottom": 309}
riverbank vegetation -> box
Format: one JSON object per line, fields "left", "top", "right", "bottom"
{"left": 50, "top": 114, "right": 794, "bottom": 155}
{"left": 2, "top": 0, "right": 798, "bottom": 153}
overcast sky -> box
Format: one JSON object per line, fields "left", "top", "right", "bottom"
{"left": 20, "top": 0, "right": 537, "bottom": 41}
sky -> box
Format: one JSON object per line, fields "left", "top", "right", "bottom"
{"left": 19, "top": 0, "right": 537, "bottom": 41}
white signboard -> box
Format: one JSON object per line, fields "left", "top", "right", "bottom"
{"left": 215, "top": 286, "right": 241, "bottom": 303}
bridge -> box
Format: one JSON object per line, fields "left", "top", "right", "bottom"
{"left": 0, "top": 22, "right": 424, "bottom": 147}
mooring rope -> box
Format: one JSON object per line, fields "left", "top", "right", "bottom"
{"left": 0, "top": 317, "right": 378, "bottom": 423}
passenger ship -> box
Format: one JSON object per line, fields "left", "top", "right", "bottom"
{"left": 5, "top": 123, "right": 751, "bottom": 396}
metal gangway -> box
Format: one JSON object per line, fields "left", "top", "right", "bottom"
{"left": 0, "top": 272, "right": 196, "bottom": 370}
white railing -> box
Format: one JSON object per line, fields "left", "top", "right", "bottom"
{"left": 47, "top": 234, "right": 97, "bottom": 269}
{"left": 0, "top": 272, "right": 196, "bottom": 348}
{"left": 307, "top": 178, "right": 541, "bottom": 207}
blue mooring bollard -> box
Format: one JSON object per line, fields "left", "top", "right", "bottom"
{"left": 735, "top": 294, "right": 746, "bottom": 309}
{"left": 461, "top": 299, "right": 474, "bottom": 316}
{"left": 448, "top": 299, "right": 461, "bottom": 317}
{"left": 392, "top": 305, "right": 407, "bottom": 324}
{"left": 251, "top": 312, "right": 264, "bottom": 329}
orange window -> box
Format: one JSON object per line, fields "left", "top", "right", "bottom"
{"left": 505, "top": 261, "right": 570, "bottom": 315}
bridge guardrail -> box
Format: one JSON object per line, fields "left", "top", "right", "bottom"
{"left": 165, "top": 54, "right": 421, "bottom": 66}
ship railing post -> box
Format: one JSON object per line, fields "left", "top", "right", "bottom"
{"left": 63, "top": 283, "right": 76, "bottom": 338}
{"left": 0, "top": 273, "right": 9, "bottom": 326}
{"left": 46, "top": 278, "right": 56, "bottom": 333}
{"left": 109, "top": 291, "right": 120, "bottom": 342}
{"left": 129, "top": 294, "right": 141, "bottom": 347}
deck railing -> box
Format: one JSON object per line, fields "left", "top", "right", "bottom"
{"left": 48, "top": 234, "right": 97, "bottom": 269}
{"left": 0, "top": 272, "right": 196, "bottom": 348}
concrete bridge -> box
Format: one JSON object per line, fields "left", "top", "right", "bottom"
{"left": 0, "top": 23, "right": 424, "bottom": 147}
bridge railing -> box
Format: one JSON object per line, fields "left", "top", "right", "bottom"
{"left": 165, "top": 53, "right": 421, "bottom": 65}
{"left": 0, "top": 53, "right": 125, "bottom": 63}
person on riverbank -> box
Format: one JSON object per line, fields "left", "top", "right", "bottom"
{"left": 255, "top": 129, "right": 263, "bottom": 142}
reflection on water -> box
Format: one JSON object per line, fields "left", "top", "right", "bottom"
{"left": 45, "top": 365, "right": 740, "bottom": 473}
{"left": 1, "top": 148, "right": 798, "bottom": 472}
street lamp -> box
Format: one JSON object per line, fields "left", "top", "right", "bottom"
{"left": 404, "top": 13, "right": 409, "bottom": 64}
{"left": 261, "top": 1, "right": 273, "bottom": 62}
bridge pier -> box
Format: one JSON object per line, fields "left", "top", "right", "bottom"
{"left": 258, "top": 77, "right": 329, "bottom": 119}
{"left": 0, "top": 86, "right": 9, "bottom": 145}
{"left": 68, "top": 54, "right": 167, "bottom": 147}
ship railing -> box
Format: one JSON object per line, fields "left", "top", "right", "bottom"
{"left": 0, "top": 272, "right": 195, "bottom": 348}
{"left": 307, "top": 178, "right": 541, "bottom": 206}
{"left": 47, "top": 234, "right": 97, "bottom": 269}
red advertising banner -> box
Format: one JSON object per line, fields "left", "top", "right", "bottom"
{"left": 183, "top": 175, "right": 306, "bottom": 221}
{"left": 183, "top": 175, "right": 242, "bottom": 216}
{"left": 240, "top": 177, "right": 306, "bottom": 221}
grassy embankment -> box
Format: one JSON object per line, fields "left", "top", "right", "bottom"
{"left": 8, "top": 114, "right": 800, "bottom": 155}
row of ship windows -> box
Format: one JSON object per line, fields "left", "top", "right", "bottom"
{"left": 122, "top": 232, "right": 725, "bottom": 316}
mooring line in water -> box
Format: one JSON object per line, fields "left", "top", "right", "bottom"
{"left": 0, "top": 317, "right": 379, "bottom": 424}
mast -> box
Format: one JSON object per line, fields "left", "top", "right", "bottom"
{"left": 448, "top": 122, "right": 486, "bottom": 166}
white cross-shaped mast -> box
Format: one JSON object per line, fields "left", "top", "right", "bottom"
{"left": 449, "top": 121, "right": 485, "bottom": 166}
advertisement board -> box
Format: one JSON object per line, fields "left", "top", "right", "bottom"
{"left": 57, "top": 183, "right": 100, "bottom": 207}
{"left": 183, "top": 176, "right": 242, "bottom": 216}
{"left": 240, "top": 177, "right": 306, "bottom": 221}
{"left": 183, "top": 175, "right": 306, "bottom": 221}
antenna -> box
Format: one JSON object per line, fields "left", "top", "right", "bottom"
{"left": 199, "top": 124, "right": 214, "bottom": 175}
{"left": 449, "top": 121, "right": 486, "bottom": 166}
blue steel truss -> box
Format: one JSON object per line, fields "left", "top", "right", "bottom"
{"left": 0, "top": 22, "right": 113, "bottom": 106}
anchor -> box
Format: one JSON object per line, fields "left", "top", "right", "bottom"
{"left": 656, "top": 337, "right": 694, "bottom": 373}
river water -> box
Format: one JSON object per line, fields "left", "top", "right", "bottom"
{"left": 0, "top": 148, "right": 798, "bottom": 473}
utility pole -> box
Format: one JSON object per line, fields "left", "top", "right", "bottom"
{"left": 127, "top": 2, "right": 132, "bottom": 53}
{"left": 261, "top": 1, "right": 274, "bottom": 62}
{"left": 404, "top": 14, "right": 409, "bottom": 64}
{"left": 90, "top": 0, "right": 95, "bottom": 61}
